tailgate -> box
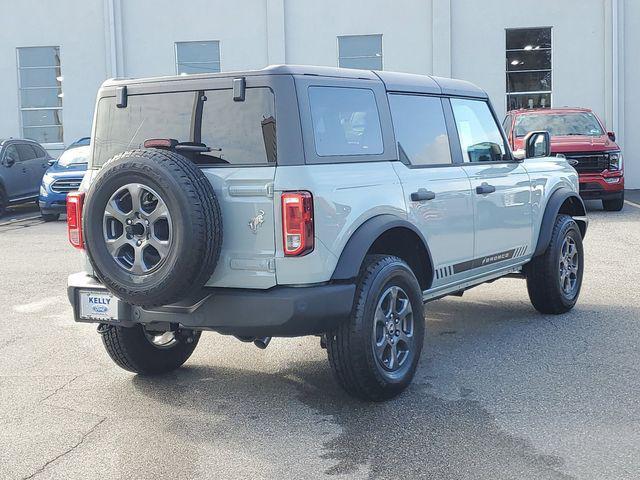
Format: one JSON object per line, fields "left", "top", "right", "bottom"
{"left": 202, "top": 166, "right": 277, "bottom": 289}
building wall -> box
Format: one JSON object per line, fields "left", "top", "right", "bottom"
{"left": 283, "top": 0, "right": 433, "bottom": 75}
{"left": 0, "top": 0, "right": 636, "bottom": 187}
{"left": 623, "top": 0, "right": 639, "bottom": 188}
{"left": 119, "top": 0, "right": 270, "bottom": 77}
{"left": 0, "top": 0, "right": 108, "bottom": 155}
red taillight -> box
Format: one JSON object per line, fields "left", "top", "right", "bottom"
{"left": 67, "top": 192, "right": 85, "bottom": 249}
{"left": 282, "top": 191, "right": 314, "bottom": 256}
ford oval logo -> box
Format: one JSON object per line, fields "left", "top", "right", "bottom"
{"left": 93, "top": 305, "right": 108, "bottom": 313}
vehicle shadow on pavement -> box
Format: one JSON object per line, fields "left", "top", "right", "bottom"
{"left": 130, "top": 362, "right": 570, "bottom": 480}
{"left": 129, "top": 294, "right": 590, "bottom": 480}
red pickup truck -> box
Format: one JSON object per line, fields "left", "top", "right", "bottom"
{"left": 503, "top": 107, "right": 624, "bottom": 211}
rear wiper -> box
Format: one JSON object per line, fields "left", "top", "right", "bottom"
{"left": 143, "top": 138, "right": 222, "bottom": 153}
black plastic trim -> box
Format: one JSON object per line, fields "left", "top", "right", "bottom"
{"left": 331, "top": 214, "right": 434, "bottom": 287}
{"left": 534, "top": 187, "right": 587, "bottom": 257}
{"left": 68, "top": 272, "right": 355, "bottom": 337}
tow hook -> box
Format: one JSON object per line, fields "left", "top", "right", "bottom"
{"left": 97, "top": 323, "right": 111, "bottom": 335}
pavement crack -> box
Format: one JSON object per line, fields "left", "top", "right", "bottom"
{"left": 20, "top": 417, "right": 106, "bottom": 480}
{"left": 39, "top": 375, "right": 82, "bottom": 403}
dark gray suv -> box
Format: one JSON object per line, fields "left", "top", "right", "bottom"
{"left": 0, "top": 138, "right": 53, "bottom": 215}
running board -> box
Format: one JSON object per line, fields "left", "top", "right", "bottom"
{"left": 423, "top": 265, "right": 523, "bottom": 302}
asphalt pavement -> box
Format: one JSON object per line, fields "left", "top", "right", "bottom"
{"left": 1, "top": 197, "right": 639, "bottom": 479}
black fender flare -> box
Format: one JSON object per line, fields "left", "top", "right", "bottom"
{"left": 331, "top": 214, "right": 434, "bottom": 284}
{"left": 534, "top": 187, "right": 587, "bottom": 257}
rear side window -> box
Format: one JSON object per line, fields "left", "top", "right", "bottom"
{"left": 308, "top": 86, "right": 383, "bottom": 157}
{"left": 92, "top": 87, "right": 275, "bottom": 167}
{"left": 451, "top": 98, "right": 508, "bottom": 163}
{"left": 388, "top": 94, "right": 451, "bottom": 166}
{"left": 16, "top": 144, "right": 37, "bottom": 161}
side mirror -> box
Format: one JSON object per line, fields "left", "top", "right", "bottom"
{"left": 607, "top": 131, "right": 616, "bottom": 142}
{"left": 5, "top": 157, "right": 15, "bottom": 167}
{"left": 523, "top": 130, "right": 550, "bottom": 158}
{"left": 47, "top": 158, "right": 55, "bottom": 166}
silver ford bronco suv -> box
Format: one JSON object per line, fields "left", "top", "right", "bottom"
{"left": 67, "top": 65, "right": 587, "bottom": 401}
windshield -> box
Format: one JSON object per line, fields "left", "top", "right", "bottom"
{"left": 514, "top": 112, "right": 604, "bottom": 137}
{"left": 57, "top": 145, "right": 90, "bottom": 167}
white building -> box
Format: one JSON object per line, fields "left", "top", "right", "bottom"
{"left": 2, "top": 0, "right": 637, "bottom": 187}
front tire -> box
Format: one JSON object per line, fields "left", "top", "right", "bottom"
{"left": 99, "top": 324, "right": 200, "bottom": 374}
{"left": 327, "top": 255, "right": 425, "bottom": 401}
{"left": 602, "top": 192, "right": 624, "bottom": 212}
{"left": 526, "top": 214, "right": 584, "bottom": 314}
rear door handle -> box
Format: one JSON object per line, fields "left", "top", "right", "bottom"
{"left": 410, "top": 189, "right": 436, "bottom": 202}
{"left": 476, "top": 184, "right": 496, "bottom": 195}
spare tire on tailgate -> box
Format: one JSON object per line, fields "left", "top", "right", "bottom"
{"left": 83, "top": 148, "right": 222, "bottom": 307}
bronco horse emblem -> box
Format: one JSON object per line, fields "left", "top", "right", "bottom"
{"left": 248, "top": 209, "right": 265, "bottom": 233}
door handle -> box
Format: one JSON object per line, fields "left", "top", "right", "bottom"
{"left": 410, "top": 189, "right": 436, "bottom": 202}
{"left": 476, "top": 184, "right": 496, "bottom": 195}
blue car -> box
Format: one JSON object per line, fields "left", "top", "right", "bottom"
{"left": 39, "top": 143, "right": 90, "bottom": 221}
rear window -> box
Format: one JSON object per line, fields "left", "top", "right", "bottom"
{"left": 92, "top": 87, "right": 275, "bottom": 167}
{"left": 308, "top": 86, "right": 383, "bottom": 157}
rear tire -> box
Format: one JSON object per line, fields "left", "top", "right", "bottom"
{"left": 100, "top": 324, "right": 200, "bottom": 374}
{"left": 602, "top": 192, "right": 624, "bottom": 211}
{"left": 526, "top": 214, "right": 584, "bottom": 314}
{"left": 41, "top": 213, "right": 60, "bottom": 222}
{"left": 327, "top": 255, "right": 425, "bottom": 401}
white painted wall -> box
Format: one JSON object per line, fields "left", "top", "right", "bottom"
{"left": 0, "top": 0, "right": 108, "bottom": 155}
{"left": 283, "top": 0, "right": 433, "bottom": 74}
{"left": 622, "top": 0, "right": 640, "bottom": 188}
{"left": 119, "top": 0, "right": 270, "bottom": 77}
{"left": 451, "top": 0, "right": 607, "bottom": 122}
{"left": 0, "top": 0, "right": 637, "bottom": 187}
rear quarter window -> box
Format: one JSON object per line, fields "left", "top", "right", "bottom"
{"left": 308, "top": 86, "right": 383, "bottom": 157}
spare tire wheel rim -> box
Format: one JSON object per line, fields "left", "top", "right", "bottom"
{"left": 102, "top": 182, "right": 173, "bottom": 275}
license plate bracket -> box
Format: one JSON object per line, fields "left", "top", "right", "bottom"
{"left": 78, "top": 290, "right": 120, "bottom": 321}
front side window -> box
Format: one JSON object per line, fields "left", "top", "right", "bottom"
{"left": 3, "top": 145, "right": 19, "bottom": 164}
{"left": 388, "top": 94, "right": 451, "bottom": 166}
{"left": 92, "top": 88, "right": 275, "bottom": 167}
{"left": 17, "top": 46, "right": 63, "bottom": 144}
{"left": 451, "top": 98, "right": 508, "bottom": 163}
{"left": 308, "top": 86, "right": 383, "bottom": 157}
{"left": 506, "top": 27, "right": 552, "bottom": 110}
{"left": 175, "top": 41, "right": 220, "bottom": 75}
{"left": 338, "top": 35, "right": 383, "bottom": 70}
{"left": 514, "top": 112, "right": 604, "bottom": 137}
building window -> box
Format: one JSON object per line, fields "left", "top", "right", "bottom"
{"left": 17, "top": 46, "right": 63, "bottom": 144}
{"left": 338, "top": 35, "right": 382, "bottom": 70}
{"left": 506, "top": 28, "right": 551, "bottom": 110}
{"left": 175, "top": 41, "right": 220, "bottom": 75}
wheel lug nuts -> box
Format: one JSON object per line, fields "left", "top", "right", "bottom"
{"left": 136, "top": 240, "right": 142, "bottom": 247}
{"left": 126, "top": 219, "right": 132, "bottom": 225}
{"left": 126, "top": 234, "right": 133, "bottom": 240}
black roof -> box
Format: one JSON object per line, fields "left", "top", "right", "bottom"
{"left": 103, "top": 64, "right": 487, "bottom": 99}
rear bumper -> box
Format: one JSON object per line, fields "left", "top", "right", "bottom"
{"left": 67, "top": 272, "right": 355, "bottom": 337}
{"left": 579, "top": 173, "right": 624, "bottom": 199}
